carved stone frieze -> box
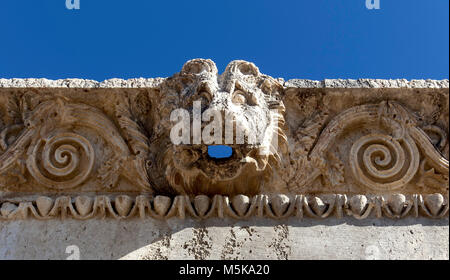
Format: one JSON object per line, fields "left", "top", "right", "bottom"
{"left": 0, "top": 59, "right": 448, "bottom": 220}
{"left": 0, "top": 194, "right": 447, "bottom": 220}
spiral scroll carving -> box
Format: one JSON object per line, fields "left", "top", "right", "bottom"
{"left": 349, "top": 134, "right": 420, "bottom": 191}
{"left": 26, "top": 132, "right": 95, "bottom": 190}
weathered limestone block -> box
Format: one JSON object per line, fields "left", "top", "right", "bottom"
{"left": 0, "top": 217, "right": 448, "bottom": 260}
{"left": 0, "top": 59, "right": 448, "bottom": 221}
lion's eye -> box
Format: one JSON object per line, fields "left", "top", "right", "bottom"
{"left": 232, "top": 92, "right": 247, "bottom": 105}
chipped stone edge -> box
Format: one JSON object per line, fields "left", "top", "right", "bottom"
{"left": 0, "top": 78, "right": 166, "bottom": 88}
{"left": 284, "top": 79, "right": 449, "bottom": 89}
{"left": 0, "top": 78, "right": 448, "bottom": 89}
{"left": 0, "top": 193, "right": 448, "bottom": 220}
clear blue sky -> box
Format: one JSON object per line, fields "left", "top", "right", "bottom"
{"left": 1, "top": 0, "right": 448, "bottom": 80}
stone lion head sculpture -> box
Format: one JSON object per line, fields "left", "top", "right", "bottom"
{"left": 146, "top": 59, "right": 287, "bottom": 196}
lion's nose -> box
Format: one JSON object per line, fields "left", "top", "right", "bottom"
{"left": 198, "top": 107, "right": 239, "bottom": 146}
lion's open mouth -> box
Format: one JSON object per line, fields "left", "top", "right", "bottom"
{"left": 171, "top": 144, "right": 261, "bottom": 180}
{"left": 207, "top": 145, "right": 233, "bottom": 160}
{"left": 200, "top": 145, "right": 250, "bottom": 178}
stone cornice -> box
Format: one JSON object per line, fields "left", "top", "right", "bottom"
{"left": 0, "top": 59, "right": 448, "bottom": 220}
{"left": 1, "top": 78, "right": 448, "bottom": 89}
